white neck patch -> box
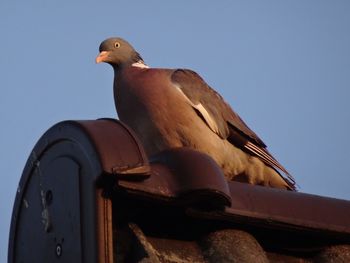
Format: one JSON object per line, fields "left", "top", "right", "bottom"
{"left": 132, "top": 61, "right": 149, "bottom": 69}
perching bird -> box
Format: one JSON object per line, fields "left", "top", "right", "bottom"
{"left": 96, "top": 37, "right": 296, "bottom": 190}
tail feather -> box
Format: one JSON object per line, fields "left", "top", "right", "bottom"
{"left": 244, "top": 141, "right": 296, "bottom": 190}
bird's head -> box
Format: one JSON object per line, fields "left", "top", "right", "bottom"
{"left": 96, "top": 37, "right": 144, "bottom": 68}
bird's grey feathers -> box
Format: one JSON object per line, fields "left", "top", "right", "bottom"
{"left": 96, "top": 37, "right": 296, "bottom": 190}
{"left": 171, "top": 69, "right": 295, "bottom": 188}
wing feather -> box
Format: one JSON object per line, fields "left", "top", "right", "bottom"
{"left": 171, "top": 69, "right": 295, "bottom": 189}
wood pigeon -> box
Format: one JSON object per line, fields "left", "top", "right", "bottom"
{"left": 96, "top": 37, "right": 296, "bottom": 190}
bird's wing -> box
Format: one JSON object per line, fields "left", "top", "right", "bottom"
{"left": 171, "top": 69, "right": 295, "bottom": 188}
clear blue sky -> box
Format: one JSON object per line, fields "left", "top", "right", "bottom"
{"left": 1, "top": 1, "right": 350, "bottom": 261}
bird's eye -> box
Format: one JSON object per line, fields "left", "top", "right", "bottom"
{"left": 114, "top": 42, "right": 121, "bottom": 48}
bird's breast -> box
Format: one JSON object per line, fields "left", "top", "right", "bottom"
{"left": 114, "top": 68, "right": 195, "bottom": 155}
{"left": 114, "top": 68, "right": 175, "bottom": 118}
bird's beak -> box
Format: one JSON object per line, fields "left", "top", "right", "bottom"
{"left": 95, "top": 51, "right": 110, "bottom": 63}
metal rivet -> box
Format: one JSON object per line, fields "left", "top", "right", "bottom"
{"left": 56, "top": 244, "right": 62, "bottom": 257}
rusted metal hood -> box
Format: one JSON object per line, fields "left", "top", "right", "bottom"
{"left": 9, "top": 119, "right": 350, "bottom": 263}
{"left": 67, "top": 119, "right": 350, "bottom": 238}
